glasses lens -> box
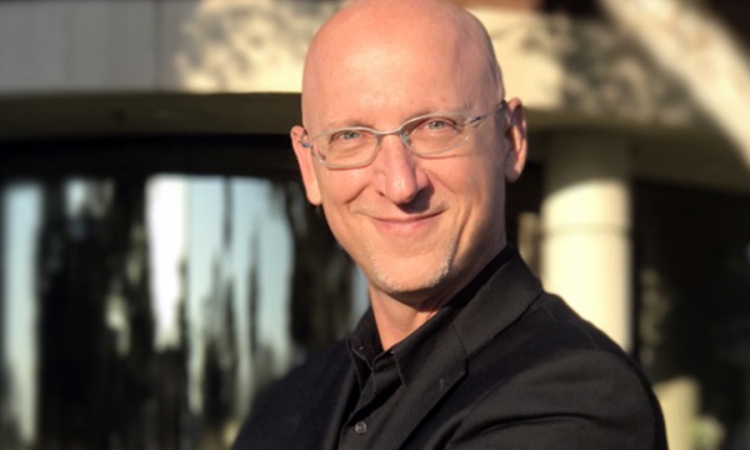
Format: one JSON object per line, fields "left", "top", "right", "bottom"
{"left": 314, "top": 129, "right": 377, "bottom": 167}
{"left": 406, "top": 114, "right": 470, "bottom": 155}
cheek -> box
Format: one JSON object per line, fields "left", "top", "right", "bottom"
{"left": 459, "top": 158, "right": 507, "bottom": 251}
{"left": 315, "top": 168, "right": 371, "bottom": 234}
{"left": 316, "top": 167, "right": 366, "bottom": 204}
{"left": 474, "top": 140, "right": 507, "bottom": 200}
{"left": 316, "top": 170, "right": 374, "bottom": 264}
{"left": 445, "top": 153, "right": 507, "bottom": 233}
{"left": 444, "top": 153, "right": 503, "bottom": 203}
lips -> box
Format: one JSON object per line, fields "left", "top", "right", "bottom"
{"left": 370, "top": 211, "right": 443, "bottom": 237}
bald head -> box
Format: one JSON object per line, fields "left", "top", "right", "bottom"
{"left": 300, "top": 0, "right": 504, "bottom": 132}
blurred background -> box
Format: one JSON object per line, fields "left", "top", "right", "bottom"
{"left": 1, "top": 0, "right": 749, "bottom": 449}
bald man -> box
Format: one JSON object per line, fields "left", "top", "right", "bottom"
{"left": 233, "top": 0, "right": 667, "bottom": 449}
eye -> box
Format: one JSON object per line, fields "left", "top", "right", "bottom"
{"left": 426, "top": 119, "right": 451, "bottom": 130}
{"left": 331, "top": 130, "right": 362, "bottom": 142}
{"left": 415, "top": 117, "right": 460, "bottom": 134}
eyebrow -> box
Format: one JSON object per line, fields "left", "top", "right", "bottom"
{"left": 325, "top": 118, "right": 375, "bottom": 130}
{"left": 323, "top": 104, "right": 473, "bottom": 131}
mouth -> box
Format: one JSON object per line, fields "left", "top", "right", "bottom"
{"left": 371, "top": 211, "right": 443, "bottom": 236}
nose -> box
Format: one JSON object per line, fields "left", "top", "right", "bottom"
{"left": 374, "top": 133, "right": 428, "bottom": 205}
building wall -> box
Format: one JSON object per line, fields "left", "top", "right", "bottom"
{"left": 0, "top": 0, "right": 701, "bottom": 124}
{"left": 4, "top": 0, "right": 747, "bottom": 192}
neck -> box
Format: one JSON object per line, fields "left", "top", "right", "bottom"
{"left": 369, "top": 290, "right": 451, "bottom": 350}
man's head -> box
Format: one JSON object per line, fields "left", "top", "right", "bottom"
{"left": 291, "top": 0, "right": 527, "bottom": 309}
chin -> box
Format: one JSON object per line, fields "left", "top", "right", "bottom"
{"left": 366, "top": 247, "right": 455, "bottom": 300}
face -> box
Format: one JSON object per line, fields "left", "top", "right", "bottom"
{"left": 292, "top": 10, "right": 527, "bottom": 307}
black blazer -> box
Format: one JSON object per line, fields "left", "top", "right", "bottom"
{"left": 234, "top": 253, "right": 667, "bottom": 449}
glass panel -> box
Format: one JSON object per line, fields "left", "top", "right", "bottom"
{"left": 1, "top": 175, "right": 366, "bottom": 450}
{"left": 2, "top": 183, "right": 42, "bottom": 447}
{"left": 635, "top": 181, "right": 750, "bottom": 450}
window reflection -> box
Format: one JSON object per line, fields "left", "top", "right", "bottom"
{"left": 1, "top": 175, "right": 365, "bottom": 450}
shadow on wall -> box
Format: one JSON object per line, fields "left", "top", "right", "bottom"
{"left": 515, "top": 14, "right": 701, "bottom": 126}
{"left": 162, "top": 0, "right": 343, "bottom": 92}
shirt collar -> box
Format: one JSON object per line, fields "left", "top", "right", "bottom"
{"left": 347, "top": 309, "right": 385, "bottom": 390}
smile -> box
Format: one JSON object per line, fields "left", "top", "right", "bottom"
{"left": 370, "top": 212, "right": 443, "bottom": 237}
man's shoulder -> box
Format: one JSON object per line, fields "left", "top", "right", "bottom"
{"left": 254, "top": 339, "right": 349, "bottom": 411}
{"left": 232, "top": 340, "right": 351, "bottom": 450}
{"left": 518, "top": 292, "right": 630, "bottom": 355}
{"left": 479, "top": 292, "right": 655, "bottom": 400}
{"left": 280, "top": 340, "right": 350, "bottom": 387}
{"left": 444, "top": 292, "right": 667, "bottom": 449}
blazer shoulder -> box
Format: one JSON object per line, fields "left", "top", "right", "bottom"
{"left": 232, "top": 341, "right": 351, "bottom": 450}
{"left": 496, "top": 292, "right": 644, "bottom": 374}
{"left": 449, "top": 294, "right": 667, "bottom": 449}
{"left": 251, "top": 340, "right": 349, "bottom": 416}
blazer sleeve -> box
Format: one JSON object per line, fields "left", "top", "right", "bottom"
{"left": 445, "top": 349, "right": 667, "bottom": 450}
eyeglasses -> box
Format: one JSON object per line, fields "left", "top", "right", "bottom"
{"left": 300, "top": 100, "right": 508, "bottom": 169}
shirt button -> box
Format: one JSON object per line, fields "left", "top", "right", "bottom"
{"left": 354, "top": 421, "right": 368, "bottom": 435}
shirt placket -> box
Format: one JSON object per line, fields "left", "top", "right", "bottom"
{"left": 338, "top": 352, "right": 402, "bottom": 449}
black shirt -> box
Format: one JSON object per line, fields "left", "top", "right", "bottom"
{"left": 337, "top": 246, "right": 515, "bottom": 449}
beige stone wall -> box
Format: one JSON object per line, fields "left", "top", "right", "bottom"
{"left": 0, "top": 0, "right": 702, "bottom": 127}
{"left": 0, "top": 1, "right": 160, "bottom": 91}
{"left": 0, "top": 0, "right": 340, "bottom": 93}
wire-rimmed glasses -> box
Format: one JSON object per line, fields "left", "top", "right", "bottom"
{"left": 300, "top": 100, "right": 508, "bottom": 169}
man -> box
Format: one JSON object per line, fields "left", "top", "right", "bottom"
{"left": 234, "top": 0, "right": 667, "bottom": 448}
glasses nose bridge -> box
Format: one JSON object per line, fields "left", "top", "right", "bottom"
{"left": 374, "top": 124, "right": 412, "bottom": 151}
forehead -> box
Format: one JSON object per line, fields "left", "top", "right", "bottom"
{"left": 319, "top": 50, "right": 471, "bottom": 123}
{"left": 302, "top": 7, "right": 494, "bottom": 130}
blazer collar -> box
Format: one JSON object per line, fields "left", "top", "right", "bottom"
{"left": 451, "top": 247, "right": 544, "bottom": 357}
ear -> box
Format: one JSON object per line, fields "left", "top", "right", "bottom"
{"left": 291, "top": 125, "right": 322, "bottom": 205}
{"left": 503, "top": 97, "right": 528, "bottom": 183}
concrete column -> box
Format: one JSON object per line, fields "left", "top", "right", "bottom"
{"left": 654, "top": 377, "right": 702, "bottom": 450}
{"left": 540, "top": 133, "right": 632, "bottom": 350}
